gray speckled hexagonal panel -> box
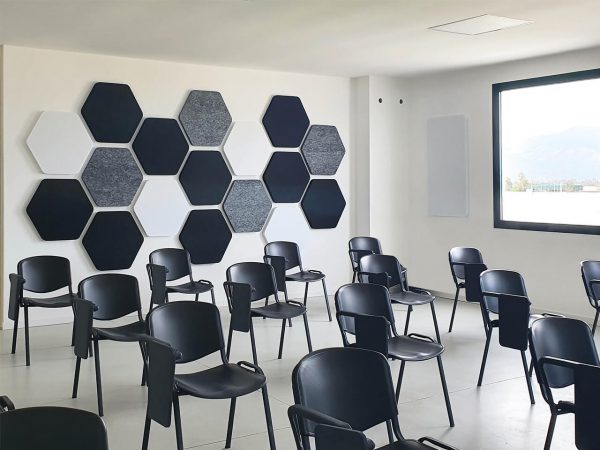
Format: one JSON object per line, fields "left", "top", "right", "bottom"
{"left": 179, "top": 90, "right": 232, "bottom": 147}
{"left": 301, "top": 125, "right": 346, "bottom": 175}
{"left": 82, "top": 147, "right": 143, "bottom": 207}
{"left": 223, "top": 180, "right": 272, "bottom": 233}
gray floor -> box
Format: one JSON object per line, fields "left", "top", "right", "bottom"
{"left": 0, "top": 297, "right": 583, "bottom": 450}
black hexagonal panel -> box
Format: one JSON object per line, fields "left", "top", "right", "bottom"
{"left": 179, "top": 210, "right": 232, "bottom": 264}
{"left": 26, "top": 179, "right": 93, "bottom": 241}
{"left": 301, "top": 179, "right": 346, "bottom": 229}
{"left": 262, "top": 95, "right": 310, "bottom": 148}
{"left": 263, "top": 152, "right": 310, "bottom": 203}
{"left": 179, "top": 151, "right": 232, "bottom": 205}
{"left": 81, "top": 82, "right": 143, "bottom": 143}
{"left": 82, "top": 211, "right": 144, "bottom": 270}
{"left": 132, "top": 118, "right": 189, "bottom": 175}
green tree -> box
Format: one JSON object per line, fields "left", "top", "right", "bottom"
{"left": 504, "top": 176, "right": 513, "bottom": 192}
{"left": 513, "top": 172, "right": 529, "bottom": 192}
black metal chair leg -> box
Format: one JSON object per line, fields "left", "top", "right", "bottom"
{"left": 93, "top": 339, "right": 104, "bottom": 417}
{"left": 278, "top": 319, "right": 286, "bottom": 359}
{"left": 225, "top": 397, "right": 237, "bottom": 448}
{"left": 303, "top": 283, "right": 309, "bottom": 306}
{"left": 11, "top": 305, "right": 19, "bottom": 354}
{"left": 395, "top": 361, "right": 406, "bottom": 402}
{"left": 437, "top": 356, "right": 455, "bottom": 427}
{"left": 24, "top": 305, "right": 31, "bottom": 366}
{"left": 284, "top": 290, "right": 292, "bottom": 327}
{"left": 430, "top": 302, "right": 442, "bottom": 344}
{"left": 249, "top": 322, "right": 259, "bottom": 365}
{"left": 386, "top": 420, "right": 394, "bottom": 444}
{"left": 71, "top": 313, "right": 76, "bottom": 347}
{"left": 303, "top": 313, "right": 313, "bottom": 352}
{"left": 194, "top": 293, "right": 199, "bottom": 302}
{"left": 261, "top": 386, "right": 277, "bottom": 450}
{"left": 142, "top": 413, "right": 152, "bottom": 450}
{"left": 263, "top": 297, "right": 268, "bottom": 320}
{"left": 448, "top": 286, "right": 460, "bottom": 332}
{"left": 139, "top": 342, "right": 147, "bottom": 387}
{"left": 521, "top": 351, "right": 535, "bottom": 404}
{"left": 544, "top": 412, "right": 557, "bottom": 450}
{"left": 403, "top": 306, "right": 412, "bottom": 335}
{"left": 477, "top": 329, "right": 493, "bottom": 386}
{"left": 592, "top": 309, "right": 599, "bottom": 336}
{"left": 210, "top": 288, "right": 216, "bottom": 305}
{"left": 72, "top": 357, "right": 81, "bottom": 398}
{"left": 352, "top": 271, "right": 357, "bottom": 283}
{"left": 528, "top": 358, "right": 534, "bottom": 378}
{"left": 321, "top": 278, "right": 332, "bottom": 322}
{"left": 226, "top": 325, "right": 234, "bottom": 360}
{"left": 173, "top": 394, "right": 184, "bottom": 450}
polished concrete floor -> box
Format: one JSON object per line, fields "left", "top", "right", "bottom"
{"left": 0, "top": 296, "right": 584, "bottom": 450}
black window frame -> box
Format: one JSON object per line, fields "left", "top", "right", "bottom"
{"left": 492, "top": 68, "right": 600, "bottom": 235}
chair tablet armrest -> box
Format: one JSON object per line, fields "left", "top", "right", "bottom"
{"left": 308, "top": 269, "right": 324, "bottom": 275}
{"left": 237, "top": 360, "right": 265, "bottom": 376}
{"left": 0, "top": 395, "right": 15, "bottom": 412}
{"left": 408, "top": 286, "right": 432, "bottom": 296}
{"left": 418, "top": 436, "right": 458, "bottom": 450}
{"left": 288, "top": 404, "right": 351, "bottom": 429}
{"left": 141, "top": 335, "right": 183, "bottom": 362}
{"left": 408, "top": 333, "right": 435, "bottom": 343}
{"left": 195, "top": 279, "right": 213, "bottom": 286}
{"left": 287, "top": 300, "right": 305, "bottom": 308}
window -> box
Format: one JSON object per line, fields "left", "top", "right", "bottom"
{"left": 493, "top": 69, "right": 600, "bottom": 234}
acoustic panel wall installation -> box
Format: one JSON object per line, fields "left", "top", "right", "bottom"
{"left": 427, "top": 115, "right": 469, "bottom": 217}
{"left": 262, "top": 95, "right": 310, "bottom": 148}
{"left": 179, "top": 151, "right": 232, "bottom": 205}
{"left": 132, "top": 118, "right": 189, "bottom": 175}
{"left": 82, "top": 211, "right": 144, "bottom": 270}
{"left": 301, "top": 179, "right": 346, "bottom": 229}
{"left": 26, "top": 112, "right": 93, "bottom": 175}
{"left": 179, "top": 210, "right": 232, "bottom": 264}
{"left": 223, "top": 180, "right": 272, "bottom": 233}
{"left": 223, "top": 122, "right": 273, "bottom": 176}
{"left": 134, "top": 179, "right": 189, "bottom": 237}
{"left": 263, "top": 152, "right": 310, "bottom": 203}
{"left": 263, "top": 206, "right": 311, "bottom": 249}
{"left": 26, "top": 179, "right": 93, "bottom": 241}
{"left": 82, "top": 147, "right": 143, "bottom": 207}
{"left": 179, "top": 91, "right": 232, "bottom": 147}
{"left": 81, "top": 82, "right": 143, "bottom": 143}
{"left": 301, "top": 125, "right": 346, "bottom": 175}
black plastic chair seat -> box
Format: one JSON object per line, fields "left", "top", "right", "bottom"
{"left": 379, "top": 440, "right": 440, "bottom": 450}
{"left": 286, "top": 271, "right": 325, "bottom": 282}
{"left": 174, "top": 364, "right": 266, "bottom": 399}
{"left": 387, "top": 336, "right": 444, "bottom": 361}
{"left": 388, "top": 287, "right": 434, "bottom": 306}
{"left": 94, "top": 320, "right": 147, "bottom": 342}
{"left": 167, "top": 281, "right": 213, "bottom": 295}
{"left": 23, "top": 293, "right": 75, "bottom": 308}
{"left": 251, "top": 302, "right": 306, "bottom": 319}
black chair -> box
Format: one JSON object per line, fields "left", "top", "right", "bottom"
{"left": 358, "top": 254, "right": 441, "bottom": 343}
{"left": 0, "top": 400, "right": 108, "bottom": 450}
{"left": 335, "top": 283, "right": 454, "bottom": 427}
{"left": 348, "top": 237, "right": 382, "bottom": 283}
{"left": 225, "top": 262, "right": 312, "bottom": 362}
{"left": 448, "top": 247, "right": 484, "bottom": 332}
{"left": 8, "top": 256, "right": 77, "bottom": 366}
{"left": 149, "top": 248, "right": 215, "bottom": 305}
{"left": 264, "top": 241, "right": 331, "bottom": 321}
{"left": 146, "top": 263, "right": 168, "bottom": 314}
{"left": 143, "top": 302, "right": 276, "bottom": 450}
{"left": 529, "top": 317, "right": 600, "bottom": 450}
{"left": 580, "top": 260, "right": 600, "bottom": 335}
{"left": 289, "top": 347, "right": 458, "bottom": 450}
{"left": 72, "top": 274, "right": 147, "bottom": 416}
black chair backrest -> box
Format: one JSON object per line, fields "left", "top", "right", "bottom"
{"left": 147, "top": 301, "right": 225, "bottom": 364}
{"left": 581, "top": 260, "right": 600, "bottom": 307}
{"left": 449, "top": 247, "right": 483, "bottom": 281}
{"left": 8, "top": 274, "right": 24, "bottom": 321}
{"left": 78, "top": 274, "right": 142, "bottom": 321}
{"left": 17, "top": 256, "right": 72, "bottom": 293}
{"left": 223, "top": 282, "right": 253, "bottom": 333}
{"left": 144, "top": 337, "right": 178, "bottom": 428}
{"left": 264, "top": 241, "right": 302, "bottom": 271}
{"left": 348, "top": 237, "right": 382, "bottom": 254}
{"left": 575, "top": 363, "right": 600, "bottom": 450}
{"left": 463, "top": 263, "right": 488, "bottom": 303}
{"left": 73, "top": 299, "right": 95, "bottom": 359}
{"left": 147, "top": 263, "right": 168, "bottom": 308}
{"left": 480, "top": 269, "right": 527, "bottom": 314}
{"left": 315, "top": 424, "right": 370, "bottom": 450}
{"left": 530, "top": 317, "right": 600, "bottom": 389}
{"left": 0, "top": 406, "right": 108, "bottom": 450}
{"left": 335, "top": 283, "right": 394, "bottom": 335}
{"left": 358, "top": 254, "right": 404, "bottom": 289}
{"left": 226, "top": 262, "right": 278, "bottom": 302}
{"left": 149, "top": 248, "right": 192, "bottom": 282}
{"left": 292, "top": 347, "right": 398, "bottom": 435}
{"left": 264, "top": 255, "right": 287, "bottom": 294}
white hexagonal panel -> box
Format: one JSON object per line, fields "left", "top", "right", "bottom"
{"left": 223, "top": 122, "right": 273, "bottom": 176}
{"left": 263, "top": 205, "right": 311, "bottom": 249}
{"left": 26, "top": 111, "right": 93, "bottom": 175}
{"left": 134, "top": 179, "right": 190, "bottom": 237}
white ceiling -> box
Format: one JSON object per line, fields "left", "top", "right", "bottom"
{"left": 1, "top": 0, "right": 599, "bottom": 77}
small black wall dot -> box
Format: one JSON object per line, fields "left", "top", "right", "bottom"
{"left": 378, "top": 98, "right": 383, "bottom": 103}
{"left": 399, "top": 99, "right": 404, "bottom": 104}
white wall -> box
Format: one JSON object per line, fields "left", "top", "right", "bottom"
{"left": 1, "top": 45, "right": 352, "bottom": 328}
{"left": 402, "top": 47, "right": 600, "bottom": 320}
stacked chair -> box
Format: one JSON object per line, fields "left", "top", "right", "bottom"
{"left": 348, "top": 236, "right": 382, "bottom": 283}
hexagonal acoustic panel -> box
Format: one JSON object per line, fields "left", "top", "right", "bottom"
{"left": 263, "top": 206, "right": 311, "bottom": 249}
{"left": 26, "top": 179, "right": 93, "bottom": 241}
{"left": 179, "top": 151, "right": 232, "bottom": 205}
{"left": 223, "top": 180, "right": 272, "bottom": 233}
{"left": 132, "top": 118, "right": 189, "bottom": 175}
{"left": 82, "top": 211, "right": 144, "bottom": 271}
{"left": 82, "top": 147, "right": 143, "bottom": 207}
{"left": 262, "top": 95, "right": 310, "bottom": 148}
{"left": 26, "top": 112, "right": 93, "bottom": 175}
{"left": 134, "top": 179, "right": 189, "bottom": 237}
{"left": 81, "top": 82, "right": 143, "bottom": 143}
{"left": 301, "top": 125, "right": 346, "bottom": 175}
{"left": 301, "top": 179, "right": 346, "bottom": 229}
{"left": 223, "top": 122, "right": 272, "bottom": 176}
{"left": 263, "top": 152, "right": 310, "bottom": 203}
{"left": 179, "top": 91, "right": 232, "bottom": 147}
{"left": 179, "top": 209, "right": 232, "bottom": 264}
